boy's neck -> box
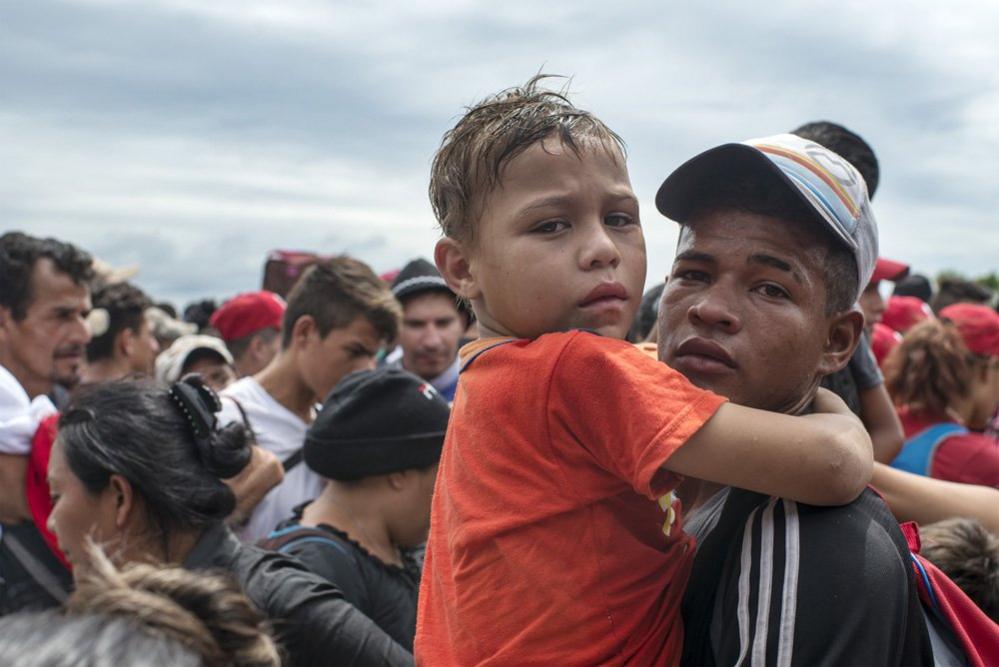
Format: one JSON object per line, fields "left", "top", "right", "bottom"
{"left": 254, "top": 351, "right": 317, "bottom": 423}
{"left": 302, "top": 484, "right": 401, "bottom": 566}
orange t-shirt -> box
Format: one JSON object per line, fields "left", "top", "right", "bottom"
{"left": 415, "top": 331, "right": 726, "bottom": 666}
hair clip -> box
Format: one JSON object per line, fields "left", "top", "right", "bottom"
{"left": 169, "top": 376, "right": 219, "bottom": 444}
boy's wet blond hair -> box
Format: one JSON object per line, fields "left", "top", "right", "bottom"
{"left": 429, "top": 74, "right": 625, "bottom": 243}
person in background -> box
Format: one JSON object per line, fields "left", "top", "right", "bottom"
{"left": 894, "top": 273, "right": 934, "bottom": 303}
{"left": 262, "top": 367, "right": 448, "bottom": 650}
{"left": 920, "top": 518, "right": 999, "bottom": 623}
{"left": 885, "top": 306, "right": 999, "bottom": 486}
{"left": 388, "top": 259, "right": 466, "bottom": 402}
{"left": 156, "top": 334, "right": 237, "bottom": 393}
{"left": 217, "top": 257, "right": 401, "bottom": 543}
{"left": 860, "top": 256, "right": 910, "bottom": 332}
{"left": 932, "top": 277, "right": 994, "bottom": 315}
{"left": 793, "top": 121, "right": 906, "bottom": 464}
{"left": 146, "top": 306, "right": 197, "bottom": 352}
{"left": 82, "top": 282, "right": 160, "bottom": 384}
{"left": 211, "top": 291, "right": 286, "bottom": 379}
{"left": 0, "top": 231, "right": 92, "bottom": 613}
{"left": 627, "top": 282, "right": 665, "bottom": 343}
{"left": 183, "top": 298, "right": 218, "bottom": 333}
{"left": 46, "top": 376, "right": 412, "bottom": 665}
{"left": 883, "top": 294, "right": 934, "bottom": 334}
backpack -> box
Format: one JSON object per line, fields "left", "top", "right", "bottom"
{"left": 258, "top": 524, "right": 360, "bottom": 568}
{"left": 891, "top": 423, "right": 968, "bottom": 477}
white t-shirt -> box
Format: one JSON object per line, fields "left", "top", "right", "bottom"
{"left": 0, "top": 364, "right": 56, "bottom": 455}
{"left": 219, "top": 377, "right": 324, "bottom": 543}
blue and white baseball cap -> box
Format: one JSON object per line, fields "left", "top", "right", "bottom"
{"left": 656, "top": 133, "right": 879, "bottom": 299}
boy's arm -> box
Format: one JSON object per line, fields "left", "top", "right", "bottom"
{"left": 872, "top": 463, "right": 999, "bottom": 535}
{"left": 665, "top": 389, "right": 873, "bottom": 506}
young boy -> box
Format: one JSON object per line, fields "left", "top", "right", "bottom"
{"left": 416, "top": 76, "right": 874, "bottom": 665}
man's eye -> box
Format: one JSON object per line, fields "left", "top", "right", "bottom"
{"left": 675, "top": 269, "right": 709, "bottom": 283}
{"left": 605, "top": 213, "right": 636, "bottom": 228}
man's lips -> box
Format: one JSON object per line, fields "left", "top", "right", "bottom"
{"left": 579, "top": 282, "right": 629, "bottom": 308}
{"left": 673, "top": 338, "right": 737, "bottom": 374}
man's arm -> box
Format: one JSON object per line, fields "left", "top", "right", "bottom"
{"left": 224, "top": 447, "right": 284, "bottom": 527}
{"left": 0, "top": 454, "right": 30, "bottom": 523}
{"left": 859, "top": 384, "right": 905, "bottom": 463}
{"left": 666, "top": 389, "right": 873, "bottom": 506}
{"left": 872, "top": 462, "right": 999, "bottom": 534}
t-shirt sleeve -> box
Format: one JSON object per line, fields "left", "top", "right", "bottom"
{"left": 547, "top": 332, "right": 726, "bottom": 499}
{"left": 934, "top": 434, "right": 999, "bottom": 487}
{"left": 849, "top": 332, "right": 884, "bottom": 391}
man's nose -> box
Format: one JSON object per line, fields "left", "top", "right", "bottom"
{"left": 421, "top": 325, "right": 444, "bottom": 349}
{"left": 72, "top": 314, "right": 91, "bottom": 345}
{"left": 687, "top": 285, "right": 741, "bottom": 333}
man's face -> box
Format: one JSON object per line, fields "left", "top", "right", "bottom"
{"left": 126, "top": 316, "right": 160, "bottom": 375}
{"left": 658, "top": 209, "right": 838, "bottom": 412}
{"left": 0, "top": 258, "right": 91, "bottom": 397}
{"left": 458, "top": 138, "right": 646, "bottom": 340}
{"left": 858, "top": 281, "right": 885, "bottom": 332}
{"left": 399, "top": 291, "right": 463, "bottom": 380}
{"left": 298, "top": 316, "right": 382, "bottom": 401}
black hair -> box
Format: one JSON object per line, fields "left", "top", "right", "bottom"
{"left": 792, "top": 121, "right": 880, "bottom": 198}
{"left": 628, "top": 283, "right": 665, "bottom": 343}
{"left": 183, "top": 298, "right": 218, "bottom": 332}
{"left": 686, "top": 176, "right": 859, "bottom": 316}
{"left": 282, "top": 256, "right": 400, "bottom": 349}
{"left": 87, "top": 282, "right": 153, "bottom": 362}
{"left": 57, "top": 378, "right": 251, "bottom": 548}
{"left": 893, "top": 273, "right": 934, "bottom": 303}
{"left": 931, "top": 277, "right": 993, "bottom": 315}
{"left": 0, "top": 231, "right": 94, "bottom": 321}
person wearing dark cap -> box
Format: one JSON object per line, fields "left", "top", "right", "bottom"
{"left": 894, "top": 273, "right": 934, "bottom": 304}
{"left": 389, "top": 259, "right": 466, "bottom": 402}
{"left": 261, "top": 366, "right": 448, "bottom": 650}
{"left": 210, "top": 291, "right": 286, "bottom": 378}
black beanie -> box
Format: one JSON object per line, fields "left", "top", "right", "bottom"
{"left": 304, "top": 366, "right": 451, "bottom": 481}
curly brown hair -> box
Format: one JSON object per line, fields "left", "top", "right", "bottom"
{"left": 429, "top": 74, "right": 625, "bottom": 243}
{"left": 883, "top": 319, "right": 973, "bottom": 415}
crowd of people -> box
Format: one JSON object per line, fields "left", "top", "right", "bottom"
{"left": 1, "top": 74, "right": 997, "bottom": 665}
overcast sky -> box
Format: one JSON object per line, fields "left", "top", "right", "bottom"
{"left": 3, "top": 0, "right": 997, "bottom": 307}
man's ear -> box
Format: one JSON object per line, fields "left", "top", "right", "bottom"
{"left": 289, "top": 315, "right": 317, "bottom": 350}
{"left": 818, "top": 309, "right": 864, "bottom": 376}
{"left": 107, "top": 473, "right": 137, "bottom": 530}
{"left": 118, "top": 327, "right": 135, "bottom": 359}
{"left": 386, "top": 470, "right": 409, "bottom": 492}
{"left": 435, "top": 238, "right": 480, "bottom": 300}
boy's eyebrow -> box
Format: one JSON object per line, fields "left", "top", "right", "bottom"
{"left": 747, "top": 253, "right": 804, "bottom": 284}
{"left": 518, "top": 195, "right": 574, "bottom": 215}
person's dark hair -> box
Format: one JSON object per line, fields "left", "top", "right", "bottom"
{"left": 685, "top": 176, "right": 859, "bottom": 315}
{"left": 791, "top": 121, "right": 880, "bottom": 198}
{"left": 68, "top": 543, "right": 281, "bottom": 665}
{"left": 183, "top": 298, "right": 218, "bottom": 332}
{"left": 282, "top": 256, "right": 401, "bottom": 349}
{"left": 87, "top": 282, "right": 153, "bottom": 362}
{"left": 156, "top": 301, "right": 179, "bottom": 319}
{"left": 57, "top": 378, "right": 251, "bottom": 555}
{"left": 920, "top": 518, "right": 999, "bottom": 622}
{"left": 931, "top": 277, "right": 993, "bottom": 315}
{"left": 430, "top": 74, "right": 625, "bottom": 243}
{"left": 227, "top": 327, "right": 280, "bottom": 362}
{"left": 893, "top": 273, "right": 934, "bottom": 303}
{"left": 0, "top": 231, "right": 94, "bottom": 321}
{"left": 628, "top": 283, "right": 665, "bottom": 343}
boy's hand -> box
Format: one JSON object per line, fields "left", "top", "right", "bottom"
{"left": 811, "top": 387, "right": 853, "bottom": 417}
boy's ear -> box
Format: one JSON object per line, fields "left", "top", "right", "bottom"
{"left": 435, "top": 238, "right": 481, "bottom": 300}
{"left": 290, "top": 315, "right": 317, "bottom": 349}
{"left": 817, "top": 309, "right": 864, "bottom": 376}
{"left": 118, "top": 327, "right": 135, "bottom": 359}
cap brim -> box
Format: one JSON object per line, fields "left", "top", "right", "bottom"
{"left": 655, "top": 143, "right": 858, "bottom": 253}
{"left": 871, "top": 258, "right": 910, "bottom": 284}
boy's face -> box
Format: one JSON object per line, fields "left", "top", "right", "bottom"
{"left": 451, "top": 138, "right": 645, "bottom": 340}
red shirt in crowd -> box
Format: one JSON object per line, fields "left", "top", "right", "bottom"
{"left": 415, "top": 331, "right": 726, "bottom": 666}
{"left": 898, "top": 408, "right": 999, "bottom": 487}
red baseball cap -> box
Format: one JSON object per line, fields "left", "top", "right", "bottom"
{"left": 870, "top": 322, "right": 903, "bottom": 368}
{"left": 869, "top": 257, "right": 910, "bottom": 285}
{"left": 210, "top": 291, "right": 286, "bottom": 342}
{"left": 882, "top": 295, "right": 933, "bottom": 334}
{"left": 940, "top": 303, "right": 999, "bottom": 357}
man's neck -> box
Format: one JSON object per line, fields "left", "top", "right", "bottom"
{"left": 254, "top": 352, "right": 317, "bottom": 423}
{"left": 82, "top": 356, "right": 131, "bottom": 385}
{"left": 302, "top": 484, "right": 401, "bottom": 566}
